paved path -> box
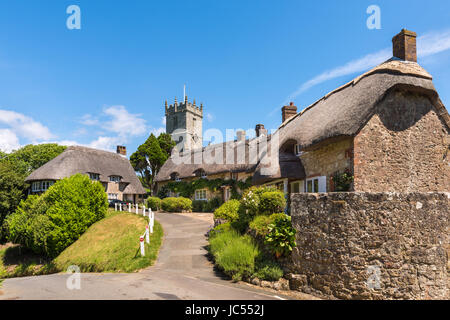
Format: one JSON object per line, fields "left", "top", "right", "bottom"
{"left": 0, "top": 212, "right": 296, "bottom": 300}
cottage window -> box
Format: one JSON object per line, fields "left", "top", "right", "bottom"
{"left": 89, "top": 173, "right": 100, "bottom": 181}
{"left": 294, "top": 144, "right": 303, "bottom": 156}
{"left": 195, "top": 169, "right": 207, "bottom": 179}
{"left": 108, "top": 193, "right": 118, "bottom": 200}
{"left": 291, "top": 181, "right": 304, "bottom": 193}
{"left": 231, "top": 172, "right": 238, "bottom": 180}
{"left": 32, "top": 181, "right": 40, "bottom": 192}
{"left": 110, "top": 176, "right": 121, "bottom": 182}
{"left": 195, "top": 189, "right": 207, "bottom": 201}
{"left": 33, "top": 180, "right": 54, "bottom": 192}
{"left": 306, "top": 176, "right": 326, "bottom": 193}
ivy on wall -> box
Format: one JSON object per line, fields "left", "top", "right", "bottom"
{"left": 157, "top": 176, "right": 253, "bottom": 199}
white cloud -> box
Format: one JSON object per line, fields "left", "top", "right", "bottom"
{"left": 0, "top": 109, "right": 54, "bottom": 141}
{"left": 283, "top": 28, "right": 450, "bottom": 105}
{"left": 87, "top": 136, "right": 123, "bottom": 151}
{"left": 206, "top": 113, "right": 214, "bottom": 122}
{"left": 161, "top": 116, "right": 166, "bottom": 125}
{"left": 0, "top": 129, "right": 21, "bottom": 153}
{"left": 150, "top": 127, "right": 165, "bottom": 136}
{"left": 80, "top": 114, "right": 99, "bottom": 126}
{"left": 102, "top": 105, "right": 147, "bottom": 137}
{"left": 418, "top": 29, "right": 450, "bottom": 57}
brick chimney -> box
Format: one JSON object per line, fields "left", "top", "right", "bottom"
{"left": 392, "top": 29, "right": 417, "bottom": 62}
{"left": 255, "top": 124, "right": 268, "bottom": 137}
{"left": 236, "top": 130, "right": 246, "bottom": 142}
{"left": 116, "top": 145, "right": 126, "bottom": 156}
{"left": 282, "top": 102, "right": 297, "bottom": 123}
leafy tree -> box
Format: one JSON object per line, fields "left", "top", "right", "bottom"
{"left": 130, "top": 133, "right": 175, "bottom": 193}
{"left": 6, "top": 174, "right": 108, "bottom": 257}
{"left": 1, "top": 144, "right": 66, "bottom": 175}
{"left": 0, "top": 144, "right": 66, "bottom": 242}
{"left": 0, "top": 162, "right": 28, "bottom": 242}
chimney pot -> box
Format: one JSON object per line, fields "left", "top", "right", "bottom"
{"left": 116, "top": 145, "right": 126, "bottom": 156}
{"left": 282, "top": 103, "right": 298, "bottom": 123}
{"left": 392, "top": 29, "right": 417, "bottom": 62}
{"left": 255, "top": 124, "right": 268, "bottom": 137}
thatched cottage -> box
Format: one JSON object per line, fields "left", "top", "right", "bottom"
{"left": 155, "top": 29, "right": 450, "bottom": 201}
{"left": 26, "top": 145, "right": 146, "bottom": 203}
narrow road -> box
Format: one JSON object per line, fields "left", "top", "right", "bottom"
{"left": 0, "top": 212, "right": 295, "bottom": 300}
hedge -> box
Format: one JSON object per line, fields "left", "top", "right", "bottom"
{"left": 160, "top": 197, "right": 192, "bottom": 212}
{"left": 146, "top": 196, "right": 161, "bottom": 211}
{"left": 5, "top": 174, "right": 108, "bottom": 258}
{"left": 214, "top": 200, "right": 240, "bottom": 222}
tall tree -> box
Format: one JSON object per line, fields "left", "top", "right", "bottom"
{"left": 130, "top": 133, "right": 175, "bottom": 193}
{"left": 1, "top": 144, "right": 66, "bottom": 175}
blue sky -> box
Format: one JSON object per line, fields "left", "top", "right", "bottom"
{"left": 0, "top": 0, "right": 449, "bottom": 155}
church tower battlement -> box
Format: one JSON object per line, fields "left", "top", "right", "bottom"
{"left": 165, "top": 95, "right": 203, "bottom": 152}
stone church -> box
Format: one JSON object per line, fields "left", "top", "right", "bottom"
{"left": 165, "top": 96, "right": 203, "bottom": 153}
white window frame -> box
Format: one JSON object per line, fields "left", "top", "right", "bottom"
{"left": 109, "top": 176, "right": 121, "bottom": 183}
{"left": 32, "top": 180, "right": 54, "bottom": 192}
{"left": 32, "top": 181, "right": 40, "bottom": 192}
{"left": 195, "top": 189, "right": 207, "bottom": 201}
{"left": 290, "top": 180, "right": 305, "bottom": 193}
{"left": 108, "top": 193, "right": 118, "bottom": 200}
{"left": 89, "top": 173, "right": 100, "bottom": 181}
{"left": 306, "top": 176, "right": 327, "bottom": 193}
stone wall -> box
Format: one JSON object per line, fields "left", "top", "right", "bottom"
{"left": 288, "top": 192, "right": 449, "bottom": 300}
{"left": 300, "top": 137, "right": 353, "bottom": 191}
{"left": 353, "top": 90, "right": 450, "bottom": 192}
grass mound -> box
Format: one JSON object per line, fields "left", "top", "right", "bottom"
{"left": 0, "top": 209, "right": 163, "bottom": 278}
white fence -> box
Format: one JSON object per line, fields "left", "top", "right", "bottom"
{"left": 114, "top": 203, "right": 155, "bottom": 256}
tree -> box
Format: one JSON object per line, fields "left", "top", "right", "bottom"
{"left": 6, "top": 173, "right": 108, "bottom": 257}
{"left": 0, "top": 144, "right": 66, "bottom": 242}
{"left": 130, "top": 133, "right": 175, "bottom": 193}
{"left": 1, "top": 144, "right": 66, "bottom": 175}
{"left": 0, "top": 161, "right": 28, "bottom": 242}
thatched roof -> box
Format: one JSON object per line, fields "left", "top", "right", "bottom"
{"left": 252, "top": 59, "right": 449, "bottom": 184}
{"left": 156, "top": 59, "right": 449, "bottom": 185}
{"left": 155, "top": 139, "right": 258, "bottom": 182}
{"left": 26, "top": 146, "right": 146, "bottom": 195}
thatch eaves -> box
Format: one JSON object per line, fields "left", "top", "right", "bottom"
{"left": 26, "top": 146, "right": 146, "bottom": 194}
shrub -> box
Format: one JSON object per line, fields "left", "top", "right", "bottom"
{"left": 192, "top": 200, "right": 205, "bottom": 212}
{"left": 259, "top": 191, "right": 286, "bottom": 215}
{"left": 161, "top": 197, "right": 192, "bottom": 212}
{"left": 254, "top": 257, "right": 284, "bottom": 281}
{"left": 214, "top": 200, "right": 240, "bottom": 222}
{"left": 146, "top": 196, "right": 161, "bottom": 211}
{"left": 265, "top": 214, "right": 297, "bottom": 258}
{"left": 248, "top": 213, "right": 286, "bottom": 239}
{"left": 6, "top": 174, "right": 108, "bottom": 258}
{"left": 240, "top": 186, "right": 279, "bottom": 217}
{"left": 209, "top": 229, "right": 259, "bottom": 282}
{"left": 208, "top": 222, "right": 233, "bottom": 238}
{"left": 204, "top": 197, "right": 223, "bottom": 212}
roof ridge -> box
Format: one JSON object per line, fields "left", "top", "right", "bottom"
{"left": 279, "top": 59, "right": 433, "bottom": 130}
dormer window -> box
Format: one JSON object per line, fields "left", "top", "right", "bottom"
{"left": 89, "top": 173, "right": 100, "bottom": 181}
{"left": 170, "top": 172, "right": 181, "bottom": 182}
{"left": 194, "top": 169, "right": 207, "bottom": 179}
{"left": 294, "top": 144, "right": 303, "bottom": 156}
{"left": 109, "top": 176, "right": 121, "bottom": 183}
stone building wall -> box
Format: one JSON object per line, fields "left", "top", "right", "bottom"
{"left": 288, "top": 192, "right": 449, "bottom": 300}
{"left": 300, "top": 137, "right": 353, "bottom": 191}
{"left": 353, "top": 90, "right": 450, "bottom": 192}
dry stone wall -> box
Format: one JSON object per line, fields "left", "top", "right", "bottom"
{"left": 288, "top": 192, "right": 449, "bottom": 300}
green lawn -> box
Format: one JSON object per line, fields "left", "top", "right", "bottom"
{"left": 0, "top": 209, "right": 163, "bottom": 278}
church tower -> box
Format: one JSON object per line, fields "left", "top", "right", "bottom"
{"left": 165, "top": 95, "right": 203, "bottom": 152}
